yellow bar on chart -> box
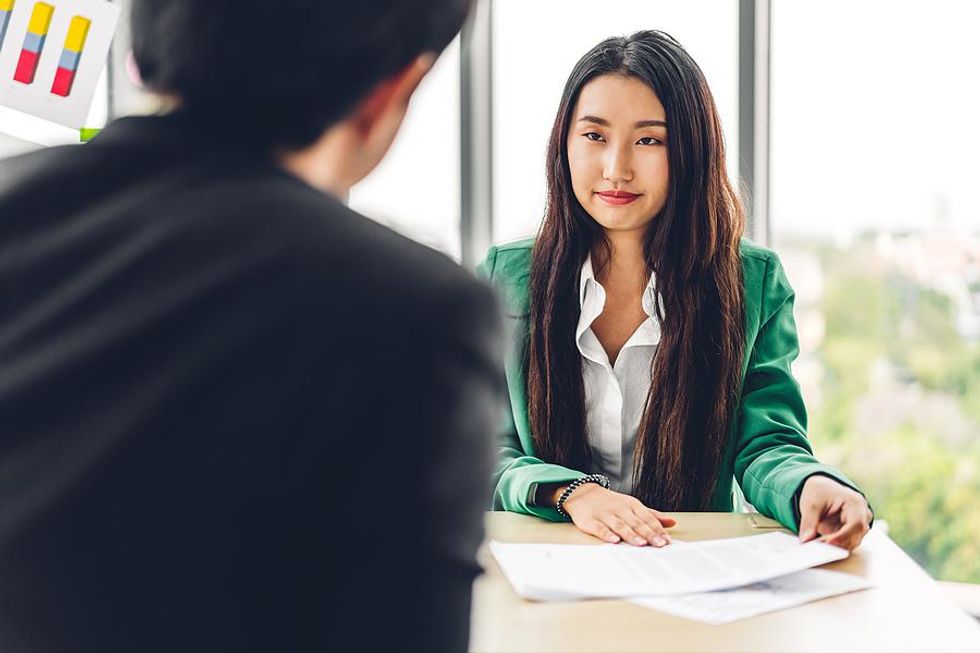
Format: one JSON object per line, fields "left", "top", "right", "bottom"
{"left": 64, "top": 15, "right": 90, "bottom": 52}
{"left": 0, "top": 0, "right": 16, "bottom": 13}
{"left": 27, "top": 1, "right": 53, "bottom": 35}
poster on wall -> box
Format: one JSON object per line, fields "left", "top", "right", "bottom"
{"left": 0, "top": 0, "right": 119, "bottom": 129}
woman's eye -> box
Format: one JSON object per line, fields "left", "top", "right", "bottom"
{"left": 583, "top": 132, "right": 605, "bottom": 142}
{"left": 637, "top": 136, "right": 662, "bottom": 146}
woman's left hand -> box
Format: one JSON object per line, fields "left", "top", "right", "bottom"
{"left": 798, "top": 475, "right": 873, "bottom": 551}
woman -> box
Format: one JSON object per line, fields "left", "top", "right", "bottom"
{"left": 479, "top": 31, "right": 872, "bottom": 550}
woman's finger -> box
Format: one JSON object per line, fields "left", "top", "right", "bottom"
{"left": 812, "top": 496, "right": 846, "bottom": 536}
{"left": 815, "top": 510, "right": 843, "bottom": 537}
{"left": 589, "top": 520, "right": 621, "bottom": 544}
{"left": 822, "top": 501, "right": 870, "bottom": 550}
{"left": 604, "top": 516, "right": 647, "bottom": 547}
{"left": 818, "top": 509, "right": 862, "bottom": 549}
{"left": 649, "top": 509, "right": 677, "bottom": 527}
{"left": 798, "top": 502, "right": 822, "bottom": 542}
{"left": 630, "top": 509, "right": 670, "bottom": 546}
{"left": 820, "top": 523, "right": 863, "bottom": 550}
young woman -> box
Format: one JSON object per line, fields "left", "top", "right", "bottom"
{"left": 479, "top": 31, "right": 872, "bottom": 550}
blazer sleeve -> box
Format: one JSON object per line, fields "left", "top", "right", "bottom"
{"left": 476, "top": 247, "right": 584, "bottom": 522}
{"left": 734, "top": 252, "right": 866, "bottom": 531}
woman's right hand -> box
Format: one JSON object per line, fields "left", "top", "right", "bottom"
{"left": 560, "top": 483, "right": 677, "bottom": 547}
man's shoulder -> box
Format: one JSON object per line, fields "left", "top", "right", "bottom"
{"left": 0, "top": 143, "right": 104, "bottom": 200}
{"left": 282, "top": 187, "right": 484, "bottom": 293}
{"left": 250, "top": 183, "right": 496, "bottom": 329}
{"left": 1, "top": 140, "right": 493, "bottom": 335}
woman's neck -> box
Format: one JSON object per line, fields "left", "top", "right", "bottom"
{"left": 594, "top": 231, "right": 648, "bottom": 293}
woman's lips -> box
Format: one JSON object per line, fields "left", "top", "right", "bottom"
{"left": 596, "top": 190, "right": 640, "bottom": 206}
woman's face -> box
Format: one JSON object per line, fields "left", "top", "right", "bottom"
{"left": 566, "top": 74, "right": 669, "bottom": 236}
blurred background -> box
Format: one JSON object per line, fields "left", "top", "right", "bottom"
{"left": 1, "top": 0, "right": 978, "bottom": 585}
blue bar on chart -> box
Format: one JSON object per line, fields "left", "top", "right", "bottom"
{"left": 0, "top": 0, "right": 16, "bottom": 52}
{"left": 51, "top": 15, "right": 90, "bottom": 96}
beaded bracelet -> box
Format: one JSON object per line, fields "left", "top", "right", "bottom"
{"left": 555, "top": 474, "right": 610, "bottom": 518}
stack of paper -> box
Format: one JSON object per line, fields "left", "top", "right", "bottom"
{"left": 631, "top": 568, "right": 871, "bottom": 624}
{"left": 490, "top": 532, "right": 872, "bottom": 624}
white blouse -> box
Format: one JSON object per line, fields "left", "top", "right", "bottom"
{"left": 576, "top": 257, "right": 660, "bottom": 494}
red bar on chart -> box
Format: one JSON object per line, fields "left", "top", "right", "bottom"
{"left": 13, "top": 2, "right": 54, "bottom": 85}
{"left": 50, "top": 65, "right": 73, "bottom": 96}
{"left": 14, "top": 48, "right": 40, "bottom": 83}
{"left": 51, "top": 15, "right": 90, "bottom": 97}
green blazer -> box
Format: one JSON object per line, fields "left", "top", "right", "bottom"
{"left": 477, "top": 237, "right": 861, "bottom": 532}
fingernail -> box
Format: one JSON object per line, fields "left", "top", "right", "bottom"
{"left": 633, "top": 537, "right": 646, "bottom": 546}
{"left": 653, "top": 536, "right": 666, "bottom": 547}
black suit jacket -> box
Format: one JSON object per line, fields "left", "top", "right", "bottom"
{"left": 0, "top": 114, "right": 503, "bottom": 652}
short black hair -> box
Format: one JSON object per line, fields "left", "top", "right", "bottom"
{"left": 131, "top": 0, "right": 472, "bottom": 149}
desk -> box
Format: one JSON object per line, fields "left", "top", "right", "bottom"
{"left": 471, "top": 512, "right": 980, "bottom": 653}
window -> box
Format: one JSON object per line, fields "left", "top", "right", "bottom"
{"left": 348, "top": 38, "right": 462, "bottom": 259}
{"left": 772, "top": 0, "right": 980, "bottom": 583}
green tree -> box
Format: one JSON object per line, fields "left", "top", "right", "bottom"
{"left": 809, "top": 242, "right": 980, "bottom": 583}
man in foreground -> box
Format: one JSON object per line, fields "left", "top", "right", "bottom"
{"left": 0, "top": 1, "right": 502, "bottom": 650}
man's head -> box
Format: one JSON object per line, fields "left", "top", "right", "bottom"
{"left": 131, "top": 0, "right": 472, "bottom": 192}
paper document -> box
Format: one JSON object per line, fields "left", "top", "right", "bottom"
{"left": 632, "top": 568, "right": 872, "bottom": 624}
{"left": 490, "top": 532, "right": 849, "bottom": 600}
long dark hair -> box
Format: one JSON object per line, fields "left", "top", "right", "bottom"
{"left": 528, "top": 30, "right": 746, "bottom": 511}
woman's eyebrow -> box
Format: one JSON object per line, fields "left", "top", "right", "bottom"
{"left": 577, "top": 115, "right": 667, "bottom": 128}
{"left": 577, "top": 115, "right": 611, "bottom": 126}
